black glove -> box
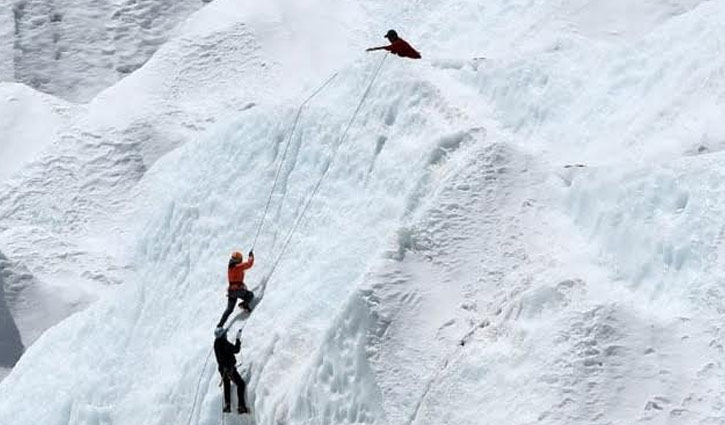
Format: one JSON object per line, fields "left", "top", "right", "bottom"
{"left": 248, "top": 250, "right": 254, "bottom": 257}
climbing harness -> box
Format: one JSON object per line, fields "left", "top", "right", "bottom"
{"left": 184, "top": 73, "right": 338, "bottom": 425}
{"left": 185, "top": 53, "right": 388, "bottom": 425}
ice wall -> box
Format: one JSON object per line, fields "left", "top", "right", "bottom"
{"left": 0, "top": 0, "right": 304, "bottom": 374}
{"left": 0, "top": 46, "right": 475, "bottom": 423}
{"left": 2, "top": 0, "right": 725, "bottom": 424}
{"left": 0, "top": 252, "right": 23, "bottom": 369}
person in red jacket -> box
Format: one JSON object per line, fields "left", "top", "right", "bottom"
{"left": 217, "top": 250, "right": 255, "bottom": 328}
{"left": 366, "top": 29, "right": 421, "bottom": 59}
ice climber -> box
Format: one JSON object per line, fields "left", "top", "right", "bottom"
{"left": 214, "top": 327, "right": 249, "bottom": 414}
{"left": 217, "top": 250, "right": 255, "bottom": 328}
{"left": 366, "top": 29, "right": 421, "bottom": 59}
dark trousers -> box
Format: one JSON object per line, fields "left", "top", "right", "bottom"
{"left": 220, "top": 367, "right": 247, "bottom": 409}
{"left": 217, "top": 289, "right": 254, "bottom": 328}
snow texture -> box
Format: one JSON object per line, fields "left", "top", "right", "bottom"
{"left": 0, "top": 82, "right": 81, "bottom": 182}
{"left": 0, "top": 251, "right": 23, "bottom": 368}
{"left": 2, "top": 0, "right": 725, "bottom": 424}
{"left": 2, "top": 0, "right": 203, "bottom": 102}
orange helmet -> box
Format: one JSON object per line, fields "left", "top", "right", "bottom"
{"left": 231, "top": 251, "right": 243, "bottom": 261}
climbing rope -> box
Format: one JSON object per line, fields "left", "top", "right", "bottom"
{"left": 184, "top": 309, "right": 256, "bottom": 425}
{"left": 251, "top": 72, "right": 340, "bottom": 251}
{"left": 185, "top": 74, "right": 339, "bottom": 425}
{"left": 185, "top": 54, "right": 387, "bottom": 425}
{"left": 185, "top": 346, "right": 214, "bottom": 425}
{"left": 261, "top": 53, "right": 389, "bottom": 291}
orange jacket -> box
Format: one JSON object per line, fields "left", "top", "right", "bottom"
{"left": 228, "top": 255, "right": 254, "bottom": 291}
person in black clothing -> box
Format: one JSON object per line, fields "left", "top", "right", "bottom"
{"left": 214, "top": 327, "right": 249, "bottom": 414}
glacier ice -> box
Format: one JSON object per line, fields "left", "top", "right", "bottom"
{"left": 2, "top": 0, "right": 725, "bottom": 424}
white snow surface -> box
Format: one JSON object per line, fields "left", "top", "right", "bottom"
{"left": 0, "top": 82, "right": 81, "bottom": 182}
{"left": 2, "top": 0, "right": 725, "bottom": 424}
{"left": 1, "top": 0, "right": 204, "bottom": 102}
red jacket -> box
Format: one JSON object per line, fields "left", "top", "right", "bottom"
{"left": 385, "top": 39, "right": 421, "bottom": 59}
{"left": 228, "top": 255, "right": 254, "bottom": 291}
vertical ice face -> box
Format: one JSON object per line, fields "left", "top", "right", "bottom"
{"left": 0, "top": 41, "right": 477, "bottom": 422}
{"left": 0, "top": 4, "right": 13, "bottom": 82}
{"left": 0, "top": 252, "right": 23, "bottom": 369}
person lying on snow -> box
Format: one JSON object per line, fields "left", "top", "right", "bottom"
{"left": 217, "top": 250, "right": 254, "bottom": 328}
{"left": 366, "top": 29, "right": 421, "bottom": 59}
{"left": 214, "top": 327, "right": 249, "bottom": 414}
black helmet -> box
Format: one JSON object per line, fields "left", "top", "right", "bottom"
{"left": 384, "top": 29, "right": 398, "bottom": 40}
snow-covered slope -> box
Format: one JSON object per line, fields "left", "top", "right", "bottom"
{"left": 3, "top": 0, "right": 725, "bottom": 424}
{"left": 0, "top": 82, "right": 81, "bottom": 182}
{"left": 0, "top": 0, "right": 373, "bottom": 364}
{"left": 2, "top": 0, "right": 205, "bottom": 102}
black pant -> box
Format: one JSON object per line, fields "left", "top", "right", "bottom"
{"left": 219, "top": 367, "right": 247, "bottom": 409}
{"left": 217, "top": 289, "right": 254, "bottom": 328}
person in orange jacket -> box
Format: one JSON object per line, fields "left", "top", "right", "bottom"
{"left": 217, "top": 250, "right": 254, "bottom": 328}
{"left": 366, "top": 29, "right": 421, "bottom": 59}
